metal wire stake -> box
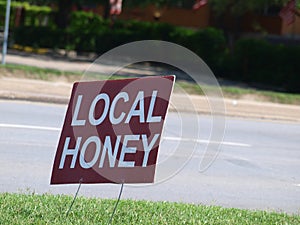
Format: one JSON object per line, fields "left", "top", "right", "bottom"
{"left": 66, "top": 178, "right": 83, "bottom": 217}
{"left": 107, "top": 182, "right": 124, "bottom": 225}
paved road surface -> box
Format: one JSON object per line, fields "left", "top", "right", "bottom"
{"left": 0, "top": 100, "right": 299, "bottom": 214}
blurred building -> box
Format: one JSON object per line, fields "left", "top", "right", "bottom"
{"left": 90, "top": 3, "right": 300, "bottom": 37}
{"left": 7, "top": 1, "right": 300, "bottom": 37}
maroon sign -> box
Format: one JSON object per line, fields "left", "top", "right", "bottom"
{"left": 50, "top": 75, "right": 175, "bottom": 184}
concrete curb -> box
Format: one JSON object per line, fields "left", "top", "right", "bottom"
{"left": 0, "top": 91, "right": 69, "bottom": 105}
{"left": 1, "top": 52, "right": 300, "bottom": 123}
{"left": 1, "top": 84, "right": 299, "bottom": 123}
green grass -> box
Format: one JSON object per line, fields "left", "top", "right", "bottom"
{"left": 0, "top": 193, "right": 299, "bottom": 225}
{"left": 1, "top": 63, "right": 73, "bottom": 76}
{"left": 0, "top": 63, "right": 125, "bottom": 81}
{"left": 222, "top": 86, "right": 300, "bottom": 105}
{"left": 175, "top": 81, "right": 300, "bottom": 105}
{"left": 0, "top": 63, "right": 82, "bottom": 81}
{"left": 1, "top": 63, "right": 300, "bottom": 105}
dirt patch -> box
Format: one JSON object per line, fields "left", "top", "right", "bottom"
{"left": 239, "top": 93, "right": 271, "bottom": 102}
{"left": 0, "top": 67, "right": 80, "bottom": 83}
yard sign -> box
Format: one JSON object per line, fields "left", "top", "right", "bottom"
{"left": 50, "top": 75, "right": 175, "bottom": 184}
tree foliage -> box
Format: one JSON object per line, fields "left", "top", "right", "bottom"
{"left": 22, "top": 0, "right": 300, "bottom": 28}
{"left": 208, "top": 0, "right": 296, "bottom": 17}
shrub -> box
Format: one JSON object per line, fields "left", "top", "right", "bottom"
{"left": 230, "top": 38, "right": 300, "bottom": 92}
{"left": 188, "top": 28, "right": 227, "bottom": 73}
{"left": 0, "top": 1, "right": 52, "bottom": 27}
{"left": 68, "top": 11, "right": 105, "bottom": 52}
{"left": 10, "top": 4, "right": 300, "bottom": 93}
{"left": 13, "top": 26, "right": 65, "bottom": 49}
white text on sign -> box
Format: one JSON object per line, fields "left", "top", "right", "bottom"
{"left": 71, "top": 90, "right": 161, "bottom": 126}
{"left": 59, "top": 90, "right": 161, "bottom": 169}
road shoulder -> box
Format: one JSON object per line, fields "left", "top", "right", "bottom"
{"left": 1, "top": 76, "right": 299, "bottom": 123}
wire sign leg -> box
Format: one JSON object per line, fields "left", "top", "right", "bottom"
{"left": 107, "top": 183, "right": 124, "bottom": 225}
{"left": 66, "top": 178, "right": 83, "bottom": 217}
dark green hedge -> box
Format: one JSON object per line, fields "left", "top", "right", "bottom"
{"left": 13, "top": 11, "right": 226, "bottom": 67}
{"left": 13, "top": 26, "right": 64, "bottom": 49}
{"left": 229, "top": 38, "right": 300, "bottom": 92}
{"left": 0, "top": 1, "right": 52, "bottom": 27}
{"left": 12, "top": 10, "right": 300, "bottom": 93}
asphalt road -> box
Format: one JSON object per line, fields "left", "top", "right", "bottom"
{"left": 0, "top": 100, "right": 299, "bottom": 214}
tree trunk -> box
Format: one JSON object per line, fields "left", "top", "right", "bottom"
{"left": 55, "top": 0, "right": 73, "bottom": 29}
{"left": 103, "top": 0, "right": 110, "bottom": 19}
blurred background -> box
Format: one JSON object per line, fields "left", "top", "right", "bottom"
{"left": 0, "top": 1, "right": 300, "bottom": 216}
{"left": 0, "top": 0, "right": 300, "bottom": 93}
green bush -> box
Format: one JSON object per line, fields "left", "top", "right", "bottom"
{"left": 9, "top": 3, "right": 300, "bottom": 93}
{"left": 234, "top": 39, "right": 275, "bottom": 82}
{"left": 68, "top": 11, "right": 105, "bottom": 52}
{"left": 95, "top": 28, "right": 136, "bottom": 53}
{"left": 230, "top": 38, "right": 300, "bottom": 92}
{"left": 277, "top": 45, "right": 300, "bottom": 92}
{"left": 94, "top": 22, "right": 226, "bottom": 76}
{"left": 95, "top": 20, "right": 177, "bottom": 54}
{"left": 184, "top": 27, "right": 227, "bottom": 73}
{"left": 13, "top": 26, "right": 65, "bottom": 49}
{"left": 0, "top": 1, "right": 52, "bottom": 27}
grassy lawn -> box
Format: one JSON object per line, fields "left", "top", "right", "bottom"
{"left": 1, "top": 63, "right": 300, "bottom": 105}
{"left": 176, "top": 81, "right": 300, "bottom": 105}
{"left": 0, "top": 193, "right": 299, "bottom": 224}
{"left": 0, "top": 63, "right": 82, "bottom": 81}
